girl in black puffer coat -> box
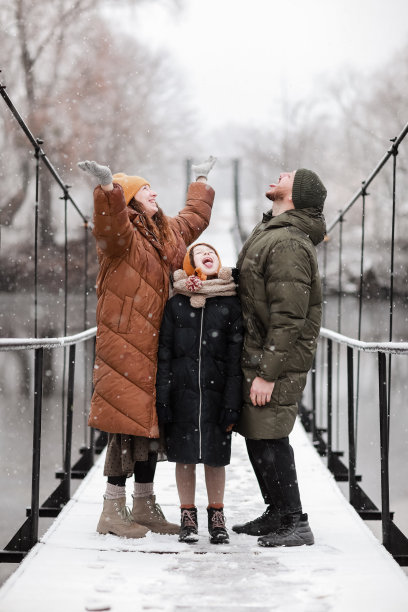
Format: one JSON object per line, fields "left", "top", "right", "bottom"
{"left": 156, "top": 243, "right": 243, "bottom": 544}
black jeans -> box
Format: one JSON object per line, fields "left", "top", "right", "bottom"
{"left": 108, "top": 452, "right": 157, "bottom": 487}
{"left": 246, "top": 437, "right": 302, "bottom": 516}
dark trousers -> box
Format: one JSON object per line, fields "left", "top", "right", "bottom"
{"left": 107, "top": 452, "right": 157, "bottom": 487}
{"left": 246, "top": 437, "right": 302, "bottom": 516}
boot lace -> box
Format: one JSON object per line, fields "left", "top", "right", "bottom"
{"left": 150, "top": 500, "right": 165, "bottom": 520}
{"left": 211, "top": 510, "right": 226, "bottom": 529}
{"left": 117, "top": 504, "right": 133, "bottom": 523}
{"left": 181, "top": 509, "right": 197, "bottom": 528}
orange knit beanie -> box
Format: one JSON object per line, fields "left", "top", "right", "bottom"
{"left": 182, "top": 243, "right": 221, "bottom": 281}
{"left": 113, "top": 172, "right": 149, "bottom": 205}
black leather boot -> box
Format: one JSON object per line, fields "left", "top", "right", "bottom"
{"left": 258, "top": 512, "right": 314, "bottom": 547}
{"left": 179, "top": 506, "right": 199, "bottom": 543}
{"left": 232, "top": 505, "right": 281, "bottom": 536}
{"left": 207, "top": 507, "right": 229, "bottom": 544}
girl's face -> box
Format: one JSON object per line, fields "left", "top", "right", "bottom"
{"left": 192, "top": 245, "right": 219, "bottom": 276}
{"left": 135, "top": 184, "right": 158, "bottom": 218}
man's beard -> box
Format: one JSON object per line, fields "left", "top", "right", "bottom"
{"left": 266, "top": 185, "right": 285, "bottom": 202}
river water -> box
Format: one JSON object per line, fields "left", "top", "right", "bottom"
{"left": 0, "top": 292, "right": 407, "bottom": 584}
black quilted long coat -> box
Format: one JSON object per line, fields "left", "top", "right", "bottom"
{"left": 156, "top": 291, "right": 243, "bottom": 466}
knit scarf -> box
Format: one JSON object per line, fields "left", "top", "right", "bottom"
{"left": 172, "top": 267, "right": 237, "bottom": 308}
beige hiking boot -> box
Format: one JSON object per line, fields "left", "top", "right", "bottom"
{"left": 132, "top": 494, "right": 179, "bottom": 535}
{"left": 97, "top": 497, "right": 149, "bottom": 539}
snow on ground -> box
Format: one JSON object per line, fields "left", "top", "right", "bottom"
{"left": 0, "top": 420, "right": 407, "bottom": 612}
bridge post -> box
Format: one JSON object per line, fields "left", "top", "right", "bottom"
{"left": 311, "top": 356, "right": 317, "bottom": 444}
{"left": 233, "top": 159, "right": 247, "bottom": 244}
{"left": 378, "top": 351, "right": 391, "bottom": 547}
{"left": 347, "top": 347, "right": 358, "bottom": 507}
{"left": 62, "top": 344, "right": 76, "bottom": 502}
{"left": 185, "top": 158, "right": 192, "bottom": 194}
{"left": 30, "top": 347, "right": 44, "bottom": 547}
{"left": 326, "top": 339, "right": 333, "bottom": 464}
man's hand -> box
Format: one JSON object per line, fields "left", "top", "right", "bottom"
{"left": 191, "top": 156, "right": 217, "bottom": 182}
{"left": 250, "top": 376, "right": 275, "bottom": 406}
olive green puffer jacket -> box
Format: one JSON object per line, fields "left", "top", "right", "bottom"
{"left": 236, "top": 207, "right": 326, "bottom": 439}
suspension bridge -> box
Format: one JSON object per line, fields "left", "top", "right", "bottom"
{"left": 1, "top": 75, "right": 408, "bottom": 611}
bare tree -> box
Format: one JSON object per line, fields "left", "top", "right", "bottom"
{"left": 0, "top": 0, "right": 191, "bottom": 246}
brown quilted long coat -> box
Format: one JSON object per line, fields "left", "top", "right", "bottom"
{"left": 88, "top": 181, "right": 214, "bottom": 437}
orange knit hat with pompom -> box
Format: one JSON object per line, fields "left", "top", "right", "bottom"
{"left": 113, "top": 172, "right": 149, "bottom": 205}
{"left": 182, "top": 243, "right": 221, "bottom": 281}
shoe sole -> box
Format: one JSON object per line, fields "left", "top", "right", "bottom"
{"left": 179, "top": 536, "right": 199, "bottom": 544}
{"left": 258, "top": 541, "right": 314, "bottom": 547}
{"left": 147, "top": 528, "right": 180, "bottom": 535}
{"left": 258, "top": 536, "right": 314, "bottom": 547}
{"left": 133, "top": 520, "right": 179, "bottom": 535}
{"left": 232, "top": 528, "right": 269, "bottom": 536}
{"left": 97, "top": 529, "right": 147, "bottom": 539}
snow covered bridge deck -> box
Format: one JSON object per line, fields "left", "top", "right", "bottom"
{"left": 0, "top": 421, "right": 407, "bottom": 612}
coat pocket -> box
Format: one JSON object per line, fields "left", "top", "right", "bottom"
{"left": 118, "top": 296, "right": 133, "bottom": 334}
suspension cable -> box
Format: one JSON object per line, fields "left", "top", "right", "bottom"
{"left": 326, "top": 122, "right": 408, "bottom": 234}
{"left": 354, "top": 181, "right": 367, "bottom": 456}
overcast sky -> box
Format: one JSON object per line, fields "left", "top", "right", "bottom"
{"left": 111, "top": 0, "right": 408, "bottom": 131}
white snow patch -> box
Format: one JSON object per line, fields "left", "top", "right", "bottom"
{"left": 0, "top": 421, "right": 407, "bottom": 611}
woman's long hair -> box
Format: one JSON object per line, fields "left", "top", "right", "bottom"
{"left": 128, "top": 197, "right": 175, "bottom": 245}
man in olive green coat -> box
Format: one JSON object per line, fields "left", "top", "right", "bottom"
{"left": 233, "top": 168, "right": 327, "bottom": 547}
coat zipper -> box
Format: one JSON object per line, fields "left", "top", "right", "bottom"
{"left": 198, "top": 306, "right": 205, "bottom": 460}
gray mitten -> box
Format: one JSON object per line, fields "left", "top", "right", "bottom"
{"left": 191, "top": 155, "right": 217, "bottom": 179}
{"left": 77, "top": 160, "right": 113, "bottom": 185}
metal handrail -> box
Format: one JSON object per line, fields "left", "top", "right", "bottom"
{"left": 312, "top": 119, "right": 408, "bottom": 567}
{"left": 5, "top": 326, "right": 405, "bottom": 356}
{"left": 319, "top": 328, "right": 408, "bottom": 354}
{"left": 308, "top": 333, "right": 408, "bottom": 566}
{"left": 0, "top": 328, "right": 98, "bottom": 563}
{"left": 0, "top": 328, "right": 97, "bottom": 351}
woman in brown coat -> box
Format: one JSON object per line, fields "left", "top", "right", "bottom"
{"left": 78, "top": 157, "right": 216, "bottom": 538}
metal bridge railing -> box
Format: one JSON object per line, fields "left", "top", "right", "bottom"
{"left": 320, "top": 121, "right": 408, "bottom": 444}
{"left": 0, "top": 330, "right": 104, "bottom": 563}
{"left": 309, "top": 120, "right": 408, "bottom": 567}
{"left": 305, "top": 330, "right": 408, "bottom": 566}
{"left": 0, "top": 73, "right": 103, "bottom": 564}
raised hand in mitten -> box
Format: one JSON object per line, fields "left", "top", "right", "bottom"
{"left": 186, "top": 275, "right": 203, "bottom": 292}
{"left": 77, "top": 160, "right": 113, "bottom": 186}
{"left": 191, "top": 155, "right": 217, "bottom": 181}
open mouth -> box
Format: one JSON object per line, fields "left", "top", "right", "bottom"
{"left": 202, "top": 256, "right": 213, "bottom": 267}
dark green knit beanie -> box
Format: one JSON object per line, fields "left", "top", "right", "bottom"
{"left": 292, "top": 168, "right": 327, "bottom": 210}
